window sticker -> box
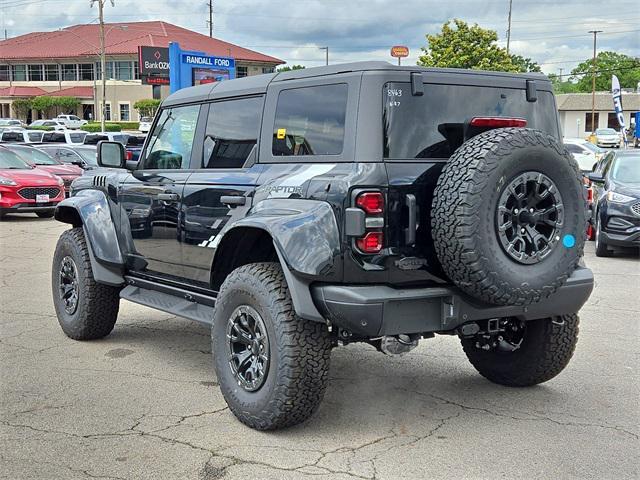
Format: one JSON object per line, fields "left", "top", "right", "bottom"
{"left": 277, "top": 128, "right": 287, "bottom": 140}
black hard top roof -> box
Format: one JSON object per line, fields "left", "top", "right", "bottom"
{"left": 162, "top": 61, "right": 549, "bottom": 106}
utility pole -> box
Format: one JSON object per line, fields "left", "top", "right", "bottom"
{"left": 558, "top": 67, "right": 563, "bottom": 79}
{"left": 208, "top": 0, "right": 213, "bottom": 37}
{"left": 319, "top": 46, "right": 328, "bottom": 66}
{"left": 91, "top": 0, "right": 111, "bottom": 132}
{"left": 506, "top": 0, "right": 513, "bottom": 54}
{"left": 588, "top": 30, "right": 602, "bottom": 136}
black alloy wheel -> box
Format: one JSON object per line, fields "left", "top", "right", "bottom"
{"left": 226, "top": 305, "right": 270, "bottom": 392}
{"left": 496, "top": 171, "right": 564, "bottom": 264}
{"left": 59, "top": 256, "right": 79, "bottom": 315}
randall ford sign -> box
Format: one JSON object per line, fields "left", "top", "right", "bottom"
{"left": 390, "top": 46, "right": 409, "bottom": 58}
{"left": 182, "top": 54, "right": 235, "bottom": 68}
{"left": 138, "top": 46, "right": 170, "bottom": 76}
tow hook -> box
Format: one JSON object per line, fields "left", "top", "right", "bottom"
{"left": 380, "top": 334, "right": 419, "bottom": 355}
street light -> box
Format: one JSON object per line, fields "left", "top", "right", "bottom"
{"left": 61, "top": 24, "right": 127, "bottom": 131}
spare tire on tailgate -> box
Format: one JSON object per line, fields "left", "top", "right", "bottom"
{"left": 432, "top": 128, "right": 586, "bottom": 306}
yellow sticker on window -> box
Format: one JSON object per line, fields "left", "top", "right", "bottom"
{"left": 277, "top": 128, "right": 286, "bottom": 140}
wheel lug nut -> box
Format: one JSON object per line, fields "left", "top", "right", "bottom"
{"left": 521, "top": 228, "right": 525, "bottom": 234}
{"left": 529, "top": 208, "right": 534, "bottom": 213}
{"left": 514, "top": 209, "right": 519, "bottom": 214}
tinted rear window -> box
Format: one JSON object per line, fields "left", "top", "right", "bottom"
{"left": 383, "top": 83, "right": 559, "bottom": 160}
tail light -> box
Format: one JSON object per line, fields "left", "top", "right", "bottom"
{"left": 587, "top": 186, "right": 593, "bottom": 203}
{"left": 354, "top": 190, "right": 384, "bottom": 254}
{"left": 356, "top": 231, "right": 383, "bottom": 253}
{"left": 125, "top": 150, "right": 133, "bottom": 161}
{"left": 356, "top": 192, "right": 384, "bottom": 214}
{"left": 470, "top": 117, "right": 527, "bottom": 128}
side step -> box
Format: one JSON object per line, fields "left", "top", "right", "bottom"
{"left": 120, "top": 277, "right": 215, "bottom": 325}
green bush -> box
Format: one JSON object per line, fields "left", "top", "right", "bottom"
{"left": 81, "top": 123, "right": 122, "bottom": 132}
{"left": 27, "top": 125, "right": 54, "bottom": 131}
{"left": 114, "top": 121, "right": 140, "bottom": 130}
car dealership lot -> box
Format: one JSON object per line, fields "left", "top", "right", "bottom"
{"left": 1, "top": 218, "right": 638, "bottom": 480}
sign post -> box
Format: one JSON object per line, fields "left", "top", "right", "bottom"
{"left": 390, "top": 45, "right": 409, "bottom": 66}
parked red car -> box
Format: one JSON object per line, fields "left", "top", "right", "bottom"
{"left": 3, "top": 144, "right": 82, "bottom": 196}
{"left": 0, "top": 145, "right": 65, "bottom": 218}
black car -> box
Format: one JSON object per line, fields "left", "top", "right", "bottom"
{"left": 36, "top": 144, "right": 98, "bottom": 170}
{"left": 50, "top": 62, "right": 593, "bottom": 430}
{"left": 589, "top": 150, "right": 640, "bottom": 256}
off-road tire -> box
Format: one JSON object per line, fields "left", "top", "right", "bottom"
{"left": 52, "top": 227, "right": 120, "bottom": 340}
{"left": 36, "top": 210, "right": 55, "bottom": 218}
{"left": 432, "top": 128, "right": 586, "bottom": 306}
{"left": 594, "top": 215, "right": 612, "bottom": 257}
{"left": 461, "top": 314, "right": 579, "bottom": 386}
{"left": 212, "top": 262, "right": 332, "bottom": 430}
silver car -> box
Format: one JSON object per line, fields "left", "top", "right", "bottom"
{"left": 595, "top": 128, "right": 621, "bottom": 148}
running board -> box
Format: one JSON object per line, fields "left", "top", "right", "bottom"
{"left": 120, "top": 277, "right": 215, "bottom": 325}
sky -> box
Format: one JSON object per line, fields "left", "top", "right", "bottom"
{"left": 1, "top": 0, "right": 638, "bottom": 77}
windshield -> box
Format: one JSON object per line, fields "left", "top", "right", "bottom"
{"left": 596, "top": 128, "right": 616, "bottom": 135}
{"left": 141, "top": 117, "right": 152, "bottom": 123}
{"left": 383, "top": 83, "right": 560, "bottom": 159}
{"left": 582, "top": 142, "right": 604, "bottom": 153}
{"left": 74, "top": 148, "right": 98, "bottom": 165}
{"left": 12, "top": 147, "right": 58, "bottom": 165}
{"left": 0, "top": 149, "right": 31, "bottom": 169}
{"left": 68, "top": 132, "right": 87, "bottom": 143}
{"left": 611, "top": 155, "right": 640, "bottom": 184}
{"left": 27, "top": 131, "right": 44, "bottom": 142}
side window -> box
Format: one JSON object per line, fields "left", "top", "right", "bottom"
{"left": 203, "top": 96, "right": 264, "bottom": 168}
{"left": 272, "top": 83, "right": 347, "bottom": 156}
{"left": 143, "top": 104, "right": 200, "bottom": 170}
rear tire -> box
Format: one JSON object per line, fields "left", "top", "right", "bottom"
{"left": 461, "top": 314, "right": 579, "bottom": 386}
{"left": 432, "top": 128, "right": 586, "bottom": 306}
{"left": 52, "top": 227, "right": 120, "bottom": 340}
{"left": 212, "top": 262, "right": 332, "bottom": 430}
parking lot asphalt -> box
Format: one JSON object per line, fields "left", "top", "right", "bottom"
{"left": 1, "top": 216, "right": 638, "bottom": 480}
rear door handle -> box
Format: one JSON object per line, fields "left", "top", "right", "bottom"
{"left": 221, "top": 195, "right": 246, "bottom": 206}
{"left": 157, "top": 193, "right": 180, "bottom": 202}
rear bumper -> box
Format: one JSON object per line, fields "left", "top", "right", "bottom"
{"left": 311, "top": 267, "right": 594, "bottom": 337}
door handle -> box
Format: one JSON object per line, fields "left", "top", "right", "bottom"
{"left": 405, "top": 194, "right": 417, "bottom": 246}
{"left": 221, "top": 195, "right": 246, "bottom": 206}
{"left": 157, "top": 193, "right": 180, "bottom": 202}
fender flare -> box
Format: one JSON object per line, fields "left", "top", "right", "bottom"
{"left": 55, "top": 190, "right": 125, "bottom": 286}
{"left": 215, "top": 198, "right": 342, "bottom": 322}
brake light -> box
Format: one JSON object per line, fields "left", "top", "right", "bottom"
{"left": 470, "top": 117, "right": 527, "bottom": 128}
{"left": 356, "top": 192, "right": 384, "bottom": 214}
{"left": 125, "top": 151, "right": 133, "bottom": 161}
{"left": 587, "top": 186, "right": 593, "bottom": 203}
{"left": 356, "top": 231, "right": 383, "bottom": 254}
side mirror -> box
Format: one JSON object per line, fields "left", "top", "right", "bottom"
{"left": 97, "top": 141, "right": 125, "bottom": 168}
{"left": 588, "top": 172, "right": 605, "bottom": 184}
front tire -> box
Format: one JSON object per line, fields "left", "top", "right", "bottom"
{"left": 52, "top": 227, "right": 120, "bottom": 340}
{"left": 461, "top": 314, "right": 579, "bottom": 387}
{"left": 594, "top": 216, "right": 612, "bottom": 257}
{"left": 212, "top": 262, "right": 332, "bottom": 430}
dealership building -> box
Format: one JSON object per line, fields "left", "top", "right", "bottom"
{"left": 0, "top": 21, "right": 283, "bottom": 122}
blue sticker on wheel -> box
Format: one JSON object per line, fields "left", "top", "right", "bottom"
{"left": 562, "top": 234, "right": 576, "bottom": 248}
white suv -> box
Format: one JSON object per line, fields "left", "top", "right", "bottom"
{"left": 56, "top": 115, "right": 88, "bottom": 129}
{"left": 29, "top": 119, "right": 68, "bottom": 131}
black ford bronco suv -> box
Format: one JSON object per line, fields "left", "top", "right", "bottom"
{"left": 51, "top": 62, "right": 593, "bottom": 430}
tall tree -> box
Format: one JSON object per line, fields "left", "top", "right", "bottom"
{"left": 570, "top": 52, "right": 640, "bottom": 92}
{"left": 418, "top": 19, "right": 538, "bottom": 73}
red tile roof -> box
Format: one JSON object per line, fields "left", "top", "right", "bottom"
{"left": 0, "top": 86, "right": 47, "bottom": 97}
{"left": 0, "top": 21, "right": 283, "bottom": 65}
{"left": 47, "top": 86, "right": 94, "bottom": 98}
